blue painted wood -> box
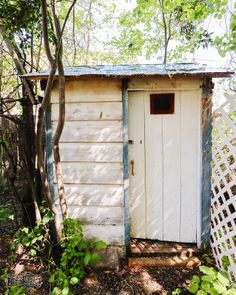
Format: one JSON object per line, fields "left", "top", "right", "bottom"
{"left": 122, "top": 79, "right": 130, "bottom": 247}
{"left": 45, "top": 107, "right": 56, "bottom": 202}
{"left": 201, "top": 80, "right": 213, "bottom": 247}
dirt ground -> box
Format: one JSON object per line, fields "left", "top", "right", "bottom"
{"left": 0, "top": 233, "right": 202, "bottom": 295}
{"left": 0, "top": 193, "right": 203, "bottom": 295}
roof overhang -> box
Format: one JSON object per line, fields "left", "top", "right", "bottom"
{"left": 21, "top": 63, "right": 234, "bottom": 80}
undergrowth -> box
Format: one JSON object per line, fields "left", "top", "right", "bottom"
{"left": 0, "top": 206, "right": 107, "bottom": 295}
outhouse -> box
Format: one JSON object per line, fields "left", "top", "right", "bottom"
{"left": 24, "top": 64, "right": 233, "bottom": 261}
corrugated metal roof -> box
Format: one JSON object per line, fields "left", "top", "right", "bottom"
{"left": 22, "top": 63, "right": 234, "bottom": 80}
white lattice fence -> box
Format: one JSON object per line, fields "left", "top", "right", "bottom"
{"left": 211, "top": 92, "right": 236, "bottom": 281}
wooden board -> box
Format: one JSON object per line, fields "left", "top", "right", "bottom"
{"left": 52, "top": 121, "right": 122, "bottom": 142}
{"left": 58, "top": 162, "right": 123, "bottom": 184}
{"left": 180, "top": 90, "right": 200, "bottom": 242}
{"left": 59, "top": 142, "right": 123, "bottom": 162}
{"left": 128, "top": 92, "right": 146, "bottom": 238}
{"left": 128, "top": 77, "right": 202, "bottom": 91}
{"left": 144, "top": 93, "right": 163, "bottom": 240}
{"left": 162, "top": 91, "right": 181, "bottom": 242}
{"left": 51, "top": 78, "right": 122, "bottom": 103}
{"left": 55, "top": 184, "right": 124, "bottom": 206}
{"left": 67, "top": 206, "right": 124, "bottom": 225}
{"left": 51, "top": 102, "right": 122, "bottom": 121}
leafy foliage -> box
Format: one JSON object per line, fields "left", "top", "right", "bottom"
{"left": 0, "top": 0, "right": 41, "bottom": 45}
{"left": 187, "top": 266, "right": 235, "bottom": 295}
{"left": 112, "top": 0, "right": 228, "bottom": 62}
{"left": 11, "top": 206, "right": 54, "bottom": 260}
{"left": 4, "top": 284, "right": 26, "bottom": 295}
{"left": 214, "top": 2, "right": 236, "bottom": 57}
{"left": 0, "top": 202, "right": 14, "bottom": 226}
{"left": 49, "top": 218, "right": 107, "bottom": 294}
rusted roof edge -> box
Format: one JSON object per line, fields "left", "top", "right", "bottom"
{"left": 21, "top": 71, "right": 234, "bottom": 81}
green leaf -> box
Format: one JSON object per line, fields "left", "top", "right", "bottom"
{"left": 51, "top": 287, "right": 61, "bottom": 295}
{"left": 189, "top": 282, "right": 199, "bottom": 294}
{"left": 208, "top": 287, "right": 218, "bottom": 295}
{"left": 21, "top": 227, "right": 29, "bottom": 234}
{"left": 84, "top": 251, "right": 91, "bottom": 265}
{"left": 199, "top": 266, "right": 217, "bottom": 278}
{"left": 90, "top": 253, "right": 101, "bottom": 265}
{"left": 223, "top": 289, "right": 236, "bottom": 295}
{"left": 201, "top": 281, "right": 211, "bottom": 292}
{"left": 30, "top": 249, "right": 37, "bottom": 257}
{"left": 201, "top": 275, "right": 215, "bottom": 282}
{"left": 217, "top": 272, "right": 230, "bottom": 287}
{"left": 212, "top": 281, "right": 227, "bottom": 293}
{"left": 22, "top": 237, "right": 30, "bottom": 247}
{"left": 172, "top": 288, "right": 182, "bottom": 295}
{"left": 70, "top": 277, "right": 79, "bottom": 285}
{"left": 30, "top": 237, "right": 38, "bottom": 245}
{"left": 42, "top": 214, "right": 51, "bottom": 224}
{"left": 192, "top": 275, "right": 201, "bottom": 284}
{"left": 221, "top": 256, "right": 230, "bottom": 271}
{"left": 188, "top": 276, "right": 200, "bottom": 294}
{"left": 49, "top": 274, "right": 55, "bottom": 283}
{"left": 62, "top": 287, "right": 70, "bottom": 295}
{"left": 95, "top": 241, "right": 107, "bottom": 249}
{"left": 197, "top": 291, "right": 207, "bottom": 295}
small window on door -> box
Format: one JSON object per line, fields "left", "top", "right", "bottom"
{"left": 150, "top": 93, "right": 175, "bottom": 114}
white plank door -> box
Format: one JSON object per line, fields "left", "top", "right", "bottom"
{"left": 129, "top": 90, "right": 200, "bottom": 243}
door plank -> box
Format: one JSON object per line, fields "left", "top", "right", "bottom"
{"left": 145, "top": 93, "right": 163, "bottom": 239}
{"left": 180, "top": 91, "right": 200, "bottom": 242}
{"left": 128, "top": 92, "right": 146, "bottom": 238}
{"left": 163, "top": 92, "right": 181, "bottom": 242}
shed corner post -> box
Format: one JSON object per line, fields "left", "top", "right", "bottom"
{"left": 200, "top": 78, "right": 214, "bottom": 248}
{"left": 122, "top": 79, "right": 130, "bottom": 252}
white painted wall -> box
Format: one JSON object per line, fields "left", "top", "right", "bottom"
{"left": 51, "top": 78, "right": 124, "bottom": 245}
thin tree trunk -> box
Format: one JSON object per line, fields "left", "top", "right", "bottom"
{"left": 52, "top": 1, "right": 68, "bottom": 219}
{"left": 0, "top": 28, "right": 42, "bottom": 223}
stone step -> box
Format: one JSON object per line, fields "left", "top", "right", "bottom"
{"left": 128, "top": 256, "right": 201, "bottom": 268}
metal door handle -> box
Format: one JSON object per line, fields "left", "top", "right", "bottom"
{"left": 130, "top": 160, "right": 134, "bottom": 176}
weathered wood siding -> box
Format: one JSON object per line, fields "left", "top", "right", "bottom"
{"left": 51, "top": 78, "right": 124, "bottom": 245}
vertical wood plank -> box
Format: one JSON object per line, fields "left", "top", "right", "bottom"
{"left": 163, "top": 91, "right": 181, "bottom": 242}
{"left": 180, "top": 90, "right": 200, "bottom": 242}
{"left": 201, "top": 80, "right": 213, "bottom": 246}
{"left": 128, "top": 91, "right": 146, "bottom": 238}
{"left": 145, "top": 93, "right": 163, "bottom": 239}
{"left": 122, "top": 79, "right": 130, "bottom": 246}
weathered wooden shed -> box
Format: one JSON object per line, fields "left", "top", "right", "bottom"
{"left": 24, "top": 64, "right": 233, "bottom": 264}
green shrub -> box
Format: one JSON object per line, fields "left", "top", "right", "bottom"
{"left": 172, "top": 265, "right": 236, "bottom": 295}
{"left": 188, "top": 266, "right": 236, "bottom": 295}
{"left": 11, "top": 206, "right": 54, "bottom": 261}
{"left": 4, "top": 284, "right": 26, "bottom": 295}
{"left": 49, "top": 218, "right": 107, "bottom": 295}
{"left": 0, "top": 202, "right": 14, "bottom": 226}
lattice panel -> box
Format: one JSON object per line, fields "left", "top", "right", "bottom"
{"left": 211, "top": 92, "right": 236, "bottom": 281}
